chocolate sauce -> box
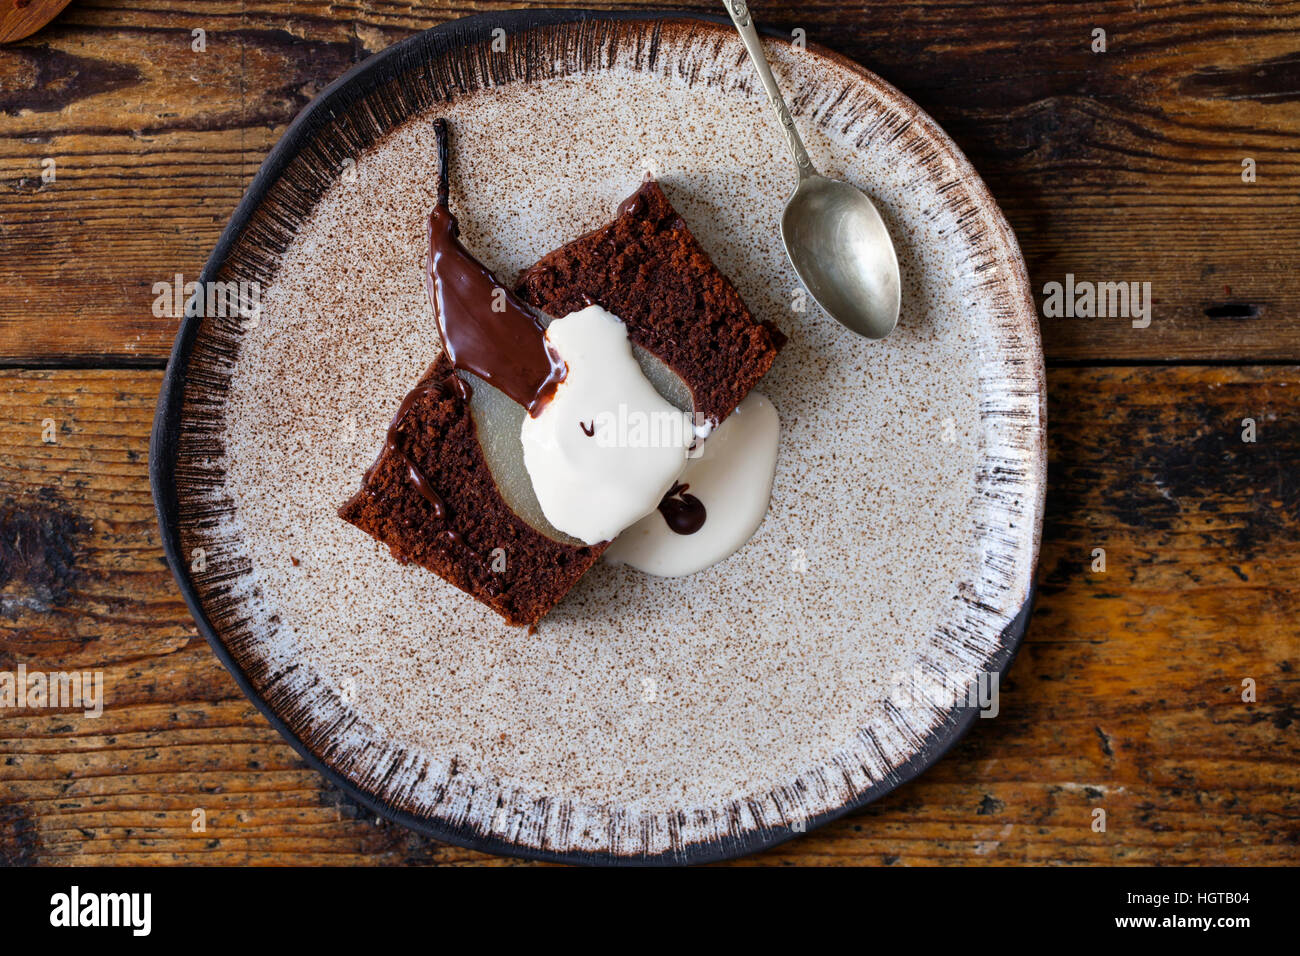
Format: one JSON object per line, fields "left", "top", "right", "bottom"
{"left": 425, "top": 118, "right": 566, "bottom": 416}
{"left": 657, "top": 481, "right": 707, "bottom": 535}
{"left": 366, "top": 370, "right": 469, "bottom": 531}
{"left": 579, "top": 420, "right": 595, "bottom": 437}
{"left": 617, "top": 188, "right": 645, "bottom": 218}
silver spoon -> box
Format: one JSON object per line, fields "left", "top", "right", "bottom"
{"left": 723, "top": 1, "right": 901, "bottom": 339}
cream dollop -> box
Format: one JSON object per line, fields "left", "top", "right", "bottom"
{"left": 520, "top": 305, "right": 691, "bottom": 545}
{"left": 605, "top": 392, "right": 779, "bottom": 576}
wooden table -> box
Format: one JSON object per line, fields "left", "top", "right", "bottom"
{"left": 2, "top": 1, "right": 1297, "bottom": 866}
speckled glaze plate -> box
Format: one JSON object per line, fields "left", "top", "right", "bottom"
{"left": 151, "top": 10, "right": 1045, "bottom": 864}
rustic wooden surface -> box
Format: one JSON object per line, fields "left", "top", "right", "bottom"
{"left": 1, "top": 0, "right": 1297, "bottom": 865}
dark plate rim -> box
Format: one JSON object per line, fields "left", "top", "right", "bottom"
{"left": 150, "top": 7, "right": 1041, "bottom": 866}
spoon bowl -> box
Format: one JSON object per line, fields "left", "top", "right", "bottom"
{"left": 782, "top": 175, "right": 901, "bottom": 339}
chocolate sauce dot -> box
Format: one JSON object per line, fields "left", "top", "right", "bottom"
{"left": 658, "top": 481, "right": 706, "bottom": 535}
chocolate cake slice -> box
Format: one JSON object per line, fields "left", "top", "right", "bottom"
{"left": 340, "top": 177, "right": 784, "bottom": 627}
{"left": 515, "top": 179, "right": 786, "bottom": 427}
{"left": 338, "top": 357, "right": 606, "bottom": 627}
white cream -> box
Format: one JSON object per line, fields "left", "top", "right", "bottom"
{"left": 521, "top": 305, "right": 690, "bottom": 545}
{"left": 606, "top": 392, "right": 779, "bottom": 576}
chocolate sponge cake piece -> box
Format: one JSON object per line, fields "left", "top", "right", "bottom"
{"left": 340, "top": 179, "right": 784, "bottom": 627}
{"left": 515, "top": 178, "right": 786, "bottom": 426}
{"left": 338, "top": 357, "right": 607, "bottom": 627}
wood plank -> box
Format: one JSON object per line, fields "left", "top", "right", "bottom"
{"left": 1, "top": 366, "right": 1296, "bottom": 865}
{"left": 2, "top": 1, "right": 1298, "bottom": 363}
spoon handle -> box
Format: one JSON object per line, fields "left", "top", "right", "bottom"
{"left": 722, "top": 0, "right": 816, "bottom": 180}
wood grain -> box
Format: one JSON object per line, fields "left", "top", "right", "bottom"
{"left": 1, "top": 1, "right": 1298, "bottom": 363}
{"left": 1, "top": 367, "right": 1295, "bottom": 865}
{"left": 0, "top": 0, "right": 74, "bottom": 45}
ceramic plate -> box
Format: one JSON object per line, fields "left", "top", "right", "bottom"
{"left": 151, "top": 9, "right": 1045, "bottom": 864}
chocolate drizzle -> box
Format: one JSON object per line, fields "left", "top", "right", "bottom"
{"left": 617, "top": 187, "right": 645, "bottom": 218}
{"left": 366, "top": 369, "right": 471, "bottom": 531}
{"left": 657, "top": 481, "right": 707, "bottom": 535}
{"left": 425, "top": 118, "right": 566, "bottom": 416}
